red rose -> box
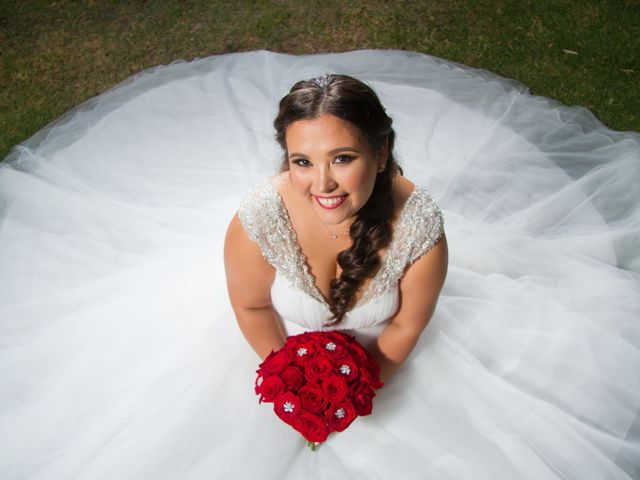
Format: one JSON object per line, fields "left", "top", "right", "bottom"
{"left": 304, "top": 331, "right": 324, "bottom": 341}
{"left": 260, "top": 348, "right": 293, "bottom": 375}
{"left": 309, "top": 332, "right": 331, "bottom": 350}
{"left": 359, "top": 359, "right": 383, "bottom": 389}
{"left": 325, "top": 400, "right": 357, "bottom": 432}
{"left": 318, "top": 338, "right": 348, "bottom": 358}
{"left": 290, "top": 342, "right": 316, "bottom": 365}
{"left": 352, "top": 383, "right": 376, "bottom": 416}
{"left": 274, "top": 391, "right": 301, "bottom": 425}
{"left": 284, "top": 334, "right": 305, "bottom": 349}
{"left": 304, "top": 355, "right": 334, "bottom": 382}
{"left": 321, "top": 331, "right": 350, "bottom": 354}
{"left": 292, "top": 410, "right": 329, "bottom": 443}
{"left": 336, "top": 357, "right": 359, "bottom": 383}
{"left": 345, "top": 341, "right": 369, "bottom": 363}
{"left": 280, "top": 366, "right": 304, "bottom": 391}
{"left": 324, "top": 330, "right": 351, "bottom": 344}
{"left": 347, "top": 340, "right": 367, "bottom": 362}
{"left": 298, "top": 382, "right": 327, "bottom": 413}
{"left": 295, "top": 331, "right": 322, "bottom": 347}
{"left": 256, "top": 375, "right": 284, "bottom": 403}
{"left": 322, "top": 375, "right": 349, "bottom": 404}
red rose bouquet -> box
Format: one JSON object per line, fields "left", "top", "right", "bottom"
{"left": 254, "top": 331, "right": 384, "bottom": 449}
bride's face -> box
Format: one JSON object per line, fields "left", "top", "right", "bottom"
{"left": 285, "top": 114, "right": 387, "bottom": 226}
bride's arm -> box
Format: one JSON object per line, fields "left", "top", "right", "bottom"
{"left": 224, "top": 214, "right": 286, "bottom": 359}
{"left": 373, "top": 234, "right": 448, "bottom": 382}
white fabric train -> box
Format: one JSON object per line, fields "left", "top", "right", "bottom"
{"left": 1, "top": 50, "right": 639, "bottom": 479}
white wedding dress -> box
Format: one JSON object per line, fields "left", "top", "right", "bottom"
{"left": 1, "top": 50, "right": 639, "bottom": 479}
{"left": 238, "top": 180, "right": 443, "bottom": 348}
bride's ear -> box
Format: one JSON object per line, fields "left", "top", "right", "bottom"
{"left": 377, "top": 137, "right": 389, "bottom": 173}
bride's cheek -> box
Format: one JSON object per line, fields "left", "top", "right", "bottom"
{"left": 290, "top": 171, "right": 312, "bottom": 194}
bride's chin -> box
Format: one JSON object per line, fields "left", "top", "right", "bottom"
{"left": 315, "top": 209, "right": 356, "bottom": 228}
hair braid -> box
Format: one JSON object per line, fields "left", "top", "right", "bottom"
{"left": 328, "top": 162, "right": 394, "bottom": 323}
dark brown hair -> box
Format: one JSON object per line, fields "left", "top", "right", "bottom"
{"left": 274, "top": 74, "right": 398, "bottom": 324}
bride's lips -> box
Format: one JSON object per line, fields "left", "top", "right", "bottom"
{"left": 314, "top": 194, "right": 347, "bottom": 209}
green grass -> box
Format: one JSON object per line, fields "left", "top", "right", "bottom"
{"left": 1, "top": 0, "right": 638, "bottom": 160}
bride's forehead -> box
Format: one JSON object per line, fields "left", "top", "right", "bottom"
{"left": 285, "top": 115, "right": 365, "bottom": 144}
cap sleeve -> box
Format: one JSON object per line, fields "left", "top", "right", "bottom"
{"left": 358, "top": 187, "right": 444, "bottom": 305}
{"left": 405, "top": 188, "right": 445, "bottom": 264}
{"left": 237, "top": 181, "right": 284, "bottom": 268}
{"left": 237, "top": 181, "right": 313, "bottom": 294}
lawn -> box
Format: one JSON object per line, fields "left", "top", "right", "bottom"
{"left": 1, "top": 0, "right": 638, "bottom": 160}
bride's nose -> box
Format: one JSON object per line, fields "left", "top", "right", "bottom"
{"left": 315, "top": 166, "right": 337, "bottom": 193}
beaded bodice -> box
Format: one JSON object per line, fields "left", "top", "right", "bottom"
{"left": 238, "top": 180, "right": 443, "bottom": 333}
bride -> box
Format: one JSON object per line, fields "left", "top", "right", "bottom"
{"left": 0, "top": 50, "right": 638, "bottom": 479}
{"left": 225, "top": 74, "right": 447, "bottom": 382}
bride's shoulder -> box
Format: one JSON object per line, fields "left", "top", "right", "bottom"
{"left": 237, "top": 175, "right": 286, "bottom": 239}
{"left": 393, "top": 176, "right": 441, "bottom": 218}
{"left": 391, "top": 175, "right": 415, "bottom": 218}
{"left": 391, "top": 176, "right": 444, "bottom": 263}
{"left": 392, "top": 176, "right": 438, "bottom": 220}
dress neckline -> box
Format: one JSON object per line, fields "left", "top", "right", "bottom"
{"left": 268, "top": 180, "right": 419, "bottom": 312}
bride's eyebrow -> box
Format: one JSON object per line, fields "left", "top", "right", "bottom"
{"left": 288, "top": 147, "right": 362, "bottom": 159}
{"left": 329, "top": 147, "right": 361, "bottom": 154}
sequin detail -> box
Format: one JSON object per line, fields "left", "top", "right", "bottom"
{"left": 283, "top": 401, "right": 295, "bottom": 413}
{"left": 334, "top": 408, "right": 346, "bottom": 419}
{"left": 325, "top": 342, "right": 337, "bottom": 351}
{"left": 297, "top": 347, "right": 308, "bottom": 357}
{"left": 340, "top": 365, "right": 351, "bottom": 376}
{"left": 238, "top": 181, "right": 325, "bottom": 306}
{"left": 238, "top": 181, "right": 443, "bottom": 313}
{"left": 361, "top": 187, "right": 444, "bottom": 305}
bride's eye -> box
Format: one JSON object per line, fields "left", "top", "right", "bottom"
{"left": 334, "top": 154, "right": 355, "bottom": 164}
{"left": 291, "top": 158, "right": 311, "bottom": 167}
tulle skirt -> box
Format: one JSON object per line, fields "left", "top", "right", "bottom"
{"left": 1, "top": 50, "right": 639, "bottom": 479}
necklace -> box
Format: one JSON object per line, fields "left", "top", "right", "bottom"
{"left": 305, "top": 200, "right": 352, "bottom": 240}
{"left": 322, "top": 222, "right": 350, "bottom": 240}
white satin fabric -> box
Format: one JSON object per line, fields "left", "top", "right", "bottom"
{"left": 1, "top": 50, "right": 639, "bottom": 479}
